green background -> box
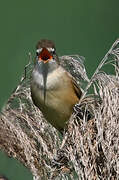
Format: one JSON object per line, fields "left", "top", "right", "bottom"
{"left": 0, "top": 0, "right": 118, "bottom": 179}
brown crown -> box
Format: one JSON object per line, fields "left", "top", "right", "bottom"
{"left": 36, "top": 39, "right": 56, "bottom": 49}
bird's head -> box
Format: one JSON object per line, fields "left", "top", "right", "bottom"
{"left": 35, "top": 39, "right": 59, "bottom": 102}
{"left": 36, "top": 39, "right": 59, "bottom": 65}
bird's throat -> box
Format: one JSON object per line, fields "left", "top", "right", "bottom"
{"left": 41, "top": 63, "right": 49, "bottom": 103}
{"left": 36, "top": 60, "right": 59, "bottom": 103}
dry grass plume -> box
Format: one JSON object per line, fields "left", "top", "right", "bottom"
{"left": 0, "top": 39, "right": 119, "bottom": 180}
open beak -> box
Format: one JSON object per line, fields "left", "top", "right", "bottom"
{"left": 38, "top": 48, "right": 52, "bottom": 63}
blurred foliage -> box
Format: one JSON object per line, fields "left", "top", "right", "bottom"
{"left": 0, "top": 151, "right": 32, "bottom": 180}
{"left": 0, "top": 0, "right": 118, "bottom": 179}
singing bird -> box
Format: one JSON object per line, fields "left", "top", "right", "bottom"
{"left": 31, "top": 39, "right": 82, "bottom": 133}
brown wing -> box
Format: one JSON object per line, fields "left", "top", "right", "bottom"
{"left": 71, "top": 77, "right": 82, "bottom": 100}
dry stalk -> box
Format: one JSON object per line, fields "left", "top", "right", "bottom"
{"left": 0, "top": 39, "right": 119, "bottom": 180}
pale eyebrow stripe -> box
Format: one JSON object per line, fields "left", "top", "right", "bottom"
{"left": 47, "top": 47, "right": 55, "bottom": 52}
{"left": 36, "top": 48, "right": 42, "bottom": 53}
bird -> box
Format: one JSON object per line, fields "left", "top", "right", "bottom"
{"left": 30, "top": 39, "right": 82, "bottom": 133}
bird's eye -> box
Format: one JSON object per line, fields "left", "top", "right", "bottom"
{"left": 52, "top": 48, "right": 55, "bottom": 54}
{"left": 47, "top": 48, "right": 55, "bottom": 54}
{"left": 36, "top": 48, "right": 42, "bottom": 56}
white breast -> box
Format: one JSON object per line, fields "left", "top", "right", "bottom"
{"left": 32, "top": 66, "right": 66, "bottom": 90}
